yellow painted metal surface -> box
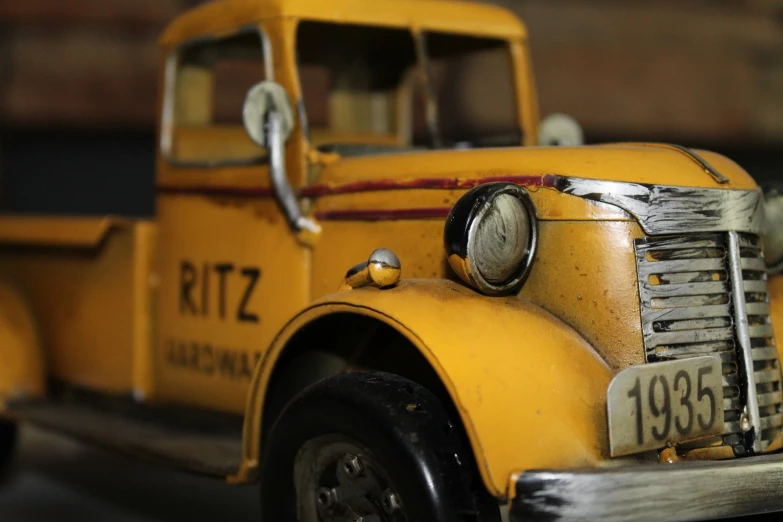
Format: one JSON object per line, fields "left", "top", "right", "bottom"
{"left": 310, "top": 186, "right": 633, "bottom": 222}
{"left": 520, "top": 221, "right": 647, "bottom": 371}
{"left": 0, "top": 216, "right": 118, "bottom": 248}
{"left": 310, "top": 218, "right": 444, "bottom": 298}
{"left": 514, "top": 39, "right": 539, "bottom": 148}
{"left": 316, "top": 144, "right": 756, "bottom": 190}
{"left": 173, "top": 126, "right": 267, "bottom": 164}
{"left": 153, "top": 193, "right": 308, "bottom": 413}
{"left": 0, "top": 280, "right": 45, "bottom": 405}
{"left": 240, "top": 279, "right": 613, "bottom": 496}
{"left": 132, "top": 224, "right": 159, "bottom": 401}
{"left": 307, "top": 202, "right": 644, "bottom": 369}
{"left": 0, "top": 222, "right": 156, "bottom": 395}
{"left": 160, "top": 0, "right": 527, "bottom": 47}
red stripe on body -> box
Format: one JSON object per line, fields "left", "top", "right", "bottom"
{"left": 300, "top": 174, "right": 547, "bottom": 197}
{"left": 156, "top": 174, "right": 550, "bottom": 199}
{"left": 314, "top": 207, "right": 452, "bottom": 221}
{"left": 155, "top": 174, "right": 556, "bottom": 222}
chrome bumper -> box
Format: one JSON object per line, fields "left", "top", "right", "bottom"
{"left": 510, "top": 453, "right": 783, "bottom": 522}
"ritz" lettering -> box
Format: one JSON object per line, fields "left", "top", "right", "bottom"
{"left": 179, "top": 260, "right": 261, "bottom": 323}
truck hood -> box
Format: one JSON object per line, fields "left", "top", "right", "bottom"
{"left": 317, "top": 142, "right": 757, "bottom": 191}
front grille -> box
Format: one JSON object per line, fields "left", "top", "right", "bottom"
{"left": 635, "top": 233, "right": 783, "bottom": 454}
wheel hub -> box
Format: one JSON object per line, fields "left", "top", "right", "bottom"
{"left": 294, "top": 437, "right": 406, "bottom": 522}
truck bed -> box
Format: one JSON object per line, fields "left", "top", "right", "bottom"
{"left": 0, "top": 216, "right": 126, "bottom": 248}
{"left": 0, "top": 215, "right": 157, "bottom": 397}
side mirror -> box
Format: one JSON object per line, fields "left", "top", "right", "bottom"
{"left": 242, "top": 81, "right": 320, "bottom": 238}
{"left": 538, "top": 113, "right": 584, "bottom": 147}
{"left": 242, "top": 80, "right": 295, "bottom": 147}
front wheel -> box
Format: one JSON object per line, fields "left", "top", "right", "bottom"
{"left": 260, "top": 372, "right": 500, "bottom": 522}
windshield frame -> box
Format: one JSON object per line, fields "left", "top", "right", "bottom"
{"left": 290, "top": 19, "right": 528, "bottom": 155}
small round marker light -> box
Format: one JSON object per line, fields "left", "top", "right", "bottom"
{"left": 444, "top": 183, "right": 537, "bottom": 295}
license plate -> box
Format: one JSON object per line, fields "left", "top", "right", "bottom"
{"left": 608, "top": 356, "right": 724, "bottom": 457}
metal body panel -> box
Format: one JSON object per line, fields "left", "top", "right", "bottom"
{"left": 519, "top": 220, "right": 646, "bottom": 371}
{"left": 643, "top": 143, "right": 729, "bottom": 184}
{"left": 0, "top": 216, "right": 125, "bottom": 248}
{"left": 314, "top": 143, "right": 756, "bottom": 191}
{"left": 153, "top": 194, "right": 308, "bottom": 414}
{"left": 240, "top": 279, "right": 614, "bottom": 496}
{"left": 309, "top": 214, "right": 646, "bottom": 372}
{"left": 510, "top": 452, "right": 783, "bottom": 522}
{"left": 0, "top": 280, "right": 45, "bottom": 405}
{"left": 159, "top": 0, "right": 528, "bottom": 46}
{"left": 0, "top": 222, "right": 157, "bottom": 396}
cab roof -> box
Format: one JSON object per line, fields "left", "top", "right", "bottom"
{"left": 161, "top": 0, "right": 527, "bottom": 46}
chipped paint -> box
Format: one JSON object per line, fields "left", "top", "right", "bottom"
{"left": 511, "top": 453, "right": 783, "bottom": 521}
{"left": 552, "top": 177, "right": 764, "bottom": 236}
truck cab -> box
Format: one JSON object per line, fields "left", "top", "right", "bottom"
{"left": 151, "top": 0, "right": 539, "bottom": 415}
{"left": 1, "top": 0, "right": 783, "bottom": 520}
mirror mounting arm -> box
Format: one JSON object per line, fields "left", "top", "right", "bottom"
{"left": 244, "top": 81, "right": 320, "bottom": 242}
{"left": 267, "top": 109, "right": 319, "bottom": 234}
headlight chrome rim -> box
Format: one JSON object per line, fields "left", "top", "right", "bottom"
{"left": 444, "top": 182, "right": 538, "bottom": 295}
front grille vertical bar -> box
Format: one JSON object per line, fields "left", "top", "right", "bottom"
{"left": 727, "top": 231, "right": 762, "bottom": 451}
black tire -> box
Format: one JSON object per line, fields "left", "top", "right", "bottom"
{"left": 0, "top": 419, "right": 17, "bottom": 479}
{"left": 260, "top": 372, "right": 500, "bottom": 522}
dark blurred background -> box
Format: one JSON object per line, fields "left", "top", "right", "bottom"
{"left": 1, "top": 0, "right": 782, "bottom": 217}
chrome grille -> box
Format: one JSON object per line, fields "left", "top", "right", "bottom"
{"left": 737, "top": 234, "right": 783, "bottom": 450}
{"left": 635, "top": 233, "right": 783, "bottom": 454}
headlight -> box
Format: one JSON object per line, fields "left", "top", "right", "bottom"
{"left": 444, "top": 183, "right": 537, "bottom": 295}
{"left": 765, "top": 187, "right": 783, "bottom": 273}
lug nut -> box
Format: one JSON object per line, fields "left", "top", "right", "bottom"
{"left": 316, "top": 487, "right": 337, "bottom": 508}
{"left": 381, "top": 489, "right": 401, "bottom": 513}
{"left": 341, "top": 454, "right": 364, "bottom": 478}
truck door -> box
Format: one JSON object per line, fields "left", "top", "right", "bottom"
{"left": 153, "top": 26, "right": 309, "bottom": 414}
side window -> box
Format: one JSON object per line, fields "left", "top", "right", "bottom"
{"left": 163, "top": 29, "right": 269, "bottom": 165}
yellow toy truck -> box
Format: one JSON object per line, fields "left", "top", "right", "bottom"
{"left": 1, "top": 0, "right": 783, "bottom": 520}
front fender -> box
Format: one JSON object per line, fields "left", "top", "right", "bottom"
{"left": 239, "top": 279, "right": 613, "bottom": 496}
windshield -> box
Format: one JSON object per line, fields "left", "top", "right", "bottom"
{"left": 296, "top": 21, "right": 520, "bottom": 156}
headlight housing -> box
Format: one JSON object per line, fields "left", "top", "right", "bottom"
{"left": 765, "top": 187, "right": 783, "bottom": 273}
{"left": 444, "top": 183, "right": 537, "bottom": 295}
